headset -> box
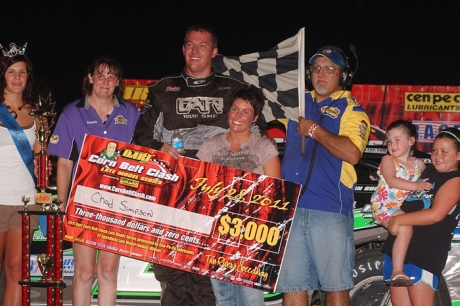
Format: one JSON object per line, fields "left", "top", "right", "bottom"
{"left": 306, "top": 45, "right": 357, "bottom": 89}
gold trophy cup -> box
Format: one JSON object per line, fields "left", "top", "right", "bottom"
{"left": 37, "top": 253, "right": 54, "bottom": 281}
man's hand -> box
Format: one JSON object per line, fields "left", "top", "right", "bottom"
{"left": 160, "top": 143, "right": 182, "bottom": 159}
{"left": 297, "top": 116, "right": 316, "bottom": 137}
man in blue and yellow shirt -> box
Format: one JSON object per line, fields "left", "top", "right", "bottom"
{"left": 277, "top": 46, "right": 370, "bottom": 306}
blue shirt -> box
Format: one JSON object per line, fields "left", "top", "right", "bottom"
{"left": 282, "top": 91, "right": 370, "bottom": 217}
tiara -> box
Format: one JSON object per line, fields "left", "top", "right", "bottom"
{"left": 0, "top": 42, "right": 28, "bottom": 57}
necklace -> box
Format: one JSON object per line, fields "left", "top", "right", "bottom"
{"left": 4, "top": 103, "right": 25, "bottom": 119}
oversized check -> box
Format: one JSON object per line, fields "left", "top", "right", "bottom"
{"left": 64, "top": 134, "right": 300, "bottom": 291}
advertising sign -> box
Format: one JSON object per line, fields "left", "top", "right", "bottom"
{"left": 351, "top": 84, "right": 460, "bottom": 153}
{"left": 63, "top": 134, "right": 300, "bottom": 291}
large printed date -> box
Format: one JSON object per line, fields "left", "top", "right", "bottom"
{"left": 190, "top": 178, "right": 290, "bottom": 211}
{"left": 218, "top": 214, "right": 280, "bottom": 247}
{"left": 226, "top": 190, "right": 289, "bottom": 211}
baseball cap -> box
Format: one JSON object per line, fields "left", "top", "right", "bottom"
{"left": 309, "top": 46, "right": 346, "bottom": 69}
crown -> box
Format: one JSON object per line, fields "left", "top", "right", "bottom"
{"left": 0, "top": 42, "right": 27, "bottom": 57}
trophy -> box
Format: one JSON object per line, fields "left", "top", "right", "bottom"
{"left": 29, "top": 93, "right": 58, "bottom": 211}
{"left": 21, "top": 196, "right": 30, "bottom": 210}
{"left": 37, "top": 254, "right": 54, "bottom": 281}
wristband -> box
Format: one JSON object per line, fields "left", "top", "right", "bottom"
{"left": 308, "top": 123, "right": 319, "bottom": 138}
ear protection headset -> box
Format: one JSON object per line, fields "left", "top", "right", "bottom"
{"left": 306, "top": 45, "right": 354, "bottom": 89}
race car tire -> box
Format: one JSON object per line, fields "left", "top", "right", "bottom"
{"left": 351, "top": 248, "right": 451, "bottom": 306}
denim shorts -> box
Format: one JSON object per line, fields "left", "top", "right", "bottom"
{"left": 276, "top": 208, "right": 355, "bottom": 292}
{"left": 211, "top": 278, "right": 264, "bottom": 306}
{"left": 383, "top": 254, "right": 438, "bottom": 290}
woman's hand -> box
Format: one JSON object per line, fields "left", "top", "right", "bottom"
{"left": 33, "top": 158, "right": 53, "bottom": 177}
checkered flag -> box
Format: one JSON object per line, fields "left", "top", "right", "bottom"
{"left": 213, "top": 28, "right": 305, "bottom": 122}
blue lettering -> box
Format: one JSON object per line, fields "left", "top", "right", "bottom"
{"left": 424, "top": 125, "right": 435, "bottom": 140}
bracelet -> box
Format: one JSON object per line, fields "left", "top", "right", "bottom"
{"left": 308, "top": 123, "right": 319, "bottom": 138}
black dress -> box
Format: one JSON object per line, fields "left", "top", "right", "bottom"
{"left": 382, "top": 165, "right": 460, "bottom": 277}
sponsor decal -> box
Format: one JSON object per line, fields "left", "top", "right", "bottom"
{"left": 49, "top": 135, "right": 59, "bottom": 144}
{"left": 114, "top": 115, "right": 128, "bottom": 125}
{"left": 176, "top": 97, "right": 224, "bottom": 119}
{"left": 321, "top": 106, "right": 340, "bottom": 119}
{"left": 166, "top": 86, "right": 180, "bottom": 92}
{"left": 364, "top": 147, "right": 387, "bottom": 154}
{"left": 120, "top": 148, "right": 153, "bottom": 162}
{"left": 358, "top": 120, "right": 368, "bottom": 140}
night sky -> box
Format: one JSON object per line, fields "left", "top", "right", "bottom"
{"left": 1, "top": 1, "right": 460, "bottom": 112}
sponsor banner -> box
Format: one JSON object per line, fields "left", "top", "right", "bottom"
{"left": 412, "top": 120, "right": 460, "bottom": 143}
{"left": 64, "top": 134, "right": 300, "bottom": 291}
{"left": 405, "top": 92, "right": 460, "bottom": 112}
{"left": 351, "top": 84, "right": 460, "bottom": 153}
{"left": 122, "top": 79, "right": 156, "bottom": 109}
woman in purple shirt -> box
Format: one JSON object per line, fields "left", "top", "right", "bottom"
{"left": 48, "top": 57, "right": 139, "bottom": 306}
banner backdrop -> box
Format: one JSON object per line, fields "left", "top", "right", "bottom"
{"left": 122, "top": 79, "right": 156, "bottom": 109}
{"left": 352, "top": 84, "right": 460, "bottom": 153}
{"left": 63, "top": 134, "right": 300, "bottom": 291}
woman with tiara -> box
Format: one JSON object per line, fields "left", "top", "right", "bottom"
{"left": 0, "top": 42, "right": 40, "bottom": 306}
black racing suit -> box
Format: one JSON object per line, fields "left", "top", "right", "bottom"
{"left": 134, "top": 69, "right": 266, "bottom": 159}
{"left": 133, "top": 69, "right": 266, "bottom": 305}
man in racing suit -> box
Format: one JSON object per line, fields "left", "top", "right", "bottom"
{"left": 134, "top": 24, "right": 265, "bottom": 306}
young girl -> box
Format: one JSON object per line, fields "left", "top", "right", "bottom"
{"left": 371, "top": 120, "right": 432, "bottom": 286}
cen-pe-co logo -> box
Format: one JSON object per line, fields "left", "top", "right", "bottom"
{"left": 405, "top": 92, "right": 460, "bottom": 112}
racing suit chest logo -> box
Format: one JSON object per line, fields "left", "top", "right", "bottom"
{"left": 176, "top": 96, "right": 224, "bottom": 115}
